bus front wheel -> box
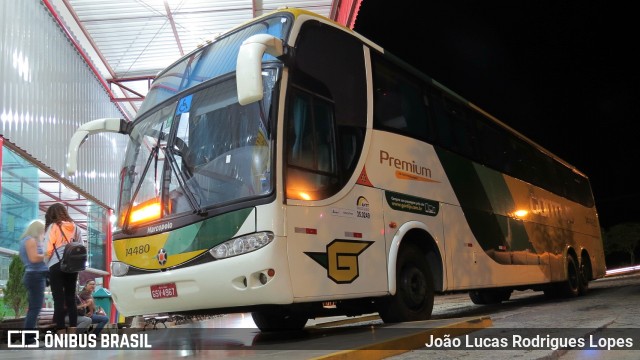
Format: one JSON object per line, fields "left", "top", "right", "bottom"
{"left": 379, "top": 244, "right": 434, "bottom": 323}
{"left": 251, "top": 309, "right": 308, "bottom": 332}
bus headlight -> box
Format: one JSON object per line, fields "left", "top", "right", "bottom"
{"left": 111, "top": 261, "right": 130, "bottom": 277}
{"left": 209, "top": 232, "right": 274, "bottom": 259}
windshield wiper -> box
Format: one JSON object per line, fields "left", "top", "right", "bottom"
{"left": 162, "top": 146, "right": 206, "bottom": 215}
{"left": 122, "top": 125, "right": 169, "bottom": 232}
{"left": 121, "top": 144, "right": 159, "bottom": 233}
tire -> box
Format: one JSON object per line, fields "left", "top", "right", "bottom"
{"left": 557, "top": 255, "right": 580, "bottom": 298}
{"left": 578, "top": 256, "right": 591, "bottom": 295}
{"left": 469, "top": 290, "right": 486, "bottom": 305}
{"left": 379, "top": 244, "right": 434, "bottom": 323}
{"left": 469, "top": 289, "right": 512, "bottom": 305}
{"left": 251, "top": 309, "right": 308, "bottom": 332}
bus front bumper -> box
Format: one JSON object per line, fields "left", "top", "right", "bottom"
{"left": 109, "top": 238, "right": 293, "bottom": 316}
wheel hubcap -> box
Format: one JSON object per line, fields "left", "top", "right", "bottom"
{"left": 401, "top": 267, "right": 426, "bottom": 309}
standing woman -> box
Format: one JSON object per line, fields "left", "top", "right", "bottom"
{"left": 44, "top": 203, "right": 80, "bottom": 334}
{"left": 18, "top": 219, "right": 48, "bottom": 344}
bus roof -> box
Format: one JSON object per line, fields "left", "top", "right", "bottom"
{"left": 151, "top": 7, "right": 586, "bottom": 179}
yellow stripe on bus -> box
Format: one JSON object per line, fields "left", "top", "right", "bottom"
{"left": 113, "top": 233, "right": 207, "bottom": 269}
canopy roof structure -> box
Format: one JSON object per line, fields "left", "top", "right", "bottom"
{"left": 25, "top": 0, "right": 363, "bottom": 233}
{"left": 47, "top": 0, "right": 363, "bottom": 120}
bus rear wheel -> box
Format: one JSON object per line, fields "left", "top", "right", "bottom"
{"left": 578, "top": 255, "right": 591, "bottom": 295}
{"left": 379, "top": 244, "right": 434, "bottom": 323}
{"left": 560, "top": 255, "right": 580, "bottom": 297}
{"left": 251, "top": 309, "right": 308, "bottom": 332}
{"left": 545, "top": 255, "right": 580, "bottom": 298}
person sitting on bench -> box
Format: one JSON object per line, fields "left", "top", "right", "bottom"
{"left": 78, "top": 280, "right": 109, "bottom": 334}
{"left": 65, "top": 296, "right": 92, "bottom": 334}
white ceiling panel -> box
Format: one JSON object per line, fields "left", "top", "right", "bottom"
{"left": 50, "top": 0, "right": 355, "bottom": 120}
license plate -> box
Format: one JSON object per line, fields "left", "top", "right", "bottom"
{"left": 150, "top": 283, "right": 178, "bottom": 299}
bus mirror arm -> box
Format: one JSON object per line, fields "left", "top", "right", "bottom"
{"left": 66, "top": 118, "right": 128, "bottom": 176}
{"left": 236, "top": 34, "right": 285, "bottom": 106}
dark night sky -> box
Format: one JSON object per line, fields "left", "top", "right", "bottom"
{"left": 354, "top": 0, "right": 640, "bottom": 229}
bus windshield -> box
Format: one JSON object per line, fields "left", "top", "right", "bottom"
{"left": 137, "top": 14, "right": 291, "bottom": 117}
{"left": 118, "top": 72, "right": 276, "bottom": 229}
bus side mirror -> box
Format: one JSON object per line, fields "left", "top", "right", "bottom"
{"left": 66, "top": 118, "right": 128, "bottom": 176}
{"left": 236, "top": 34, "right": 284, "bottom": 106}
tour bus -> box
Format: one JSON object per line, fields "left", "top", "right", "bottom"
{"left": 66, "top": 8, "right": 606, "bottom": 331}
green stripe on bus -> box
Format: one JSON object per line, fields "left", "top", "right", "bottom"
{"left": 435, "top": 149, "right": 532, "bottom": 254}
{"left": 163, "top": 208, "right": 254, "bottom": 254}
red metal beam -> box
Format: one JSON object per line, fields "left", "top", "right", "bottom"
{"left": 2, "top": 165, "right": 91, "bottom": 232}
{"left": 333, "top": 0, "right": 363, "bottom": 29}
{"left": 109, "top": 75, "right": 156, "bottom": 82}
{"left": 2, "top": 139, "right": 110, "bottom": 210}
{"left": 164, "top": 0, "right": 184, "bottom": 57}
{"left": 61, "top": 0, "right": 116, "bottom": 77}
{"left": 111, "top": 97, "right": 145, "bottom": 102}
{"left": 61, "top": 0, "right": 143, "bottom": 115}
{"left": 42, "top": 0, "right": 132, "bottom": 121}
{"left": 109, "top": 81, "right": 145, "bottom": 99}
{"left": 108, "top": 76, "right": 154, "bottom": 102}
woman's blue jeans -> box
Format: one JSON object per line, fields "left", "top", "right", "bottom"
{"left": 22, "top": 270, "right": 48, "bottom": 343}
{"left": 91, "top": 314, "right": 109, "bottom": 333}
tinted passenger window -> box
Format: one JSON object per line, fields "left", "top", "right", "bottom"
{"left": 372, "top": 55, "right": 431, "bottom": 141}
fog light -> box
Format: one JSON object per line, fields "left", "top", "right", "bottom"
{"left": 259, "top": 272, "right": 268, "bottom": 285}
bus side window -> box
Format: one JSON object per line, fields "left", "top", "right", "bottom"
{"left": 476, "top": 116, "right": 508, "bottom": 171}
{"left": 505, "top": 138, "right": 532, "bottom": 181}
{"left": 444, "top": 96, "right": 476, "bottom": 160}
{"left": 430, "top": 91, "right": 453, "bottom": 150}
{"left": 372, "top": 54, "right": 430, "bottom": 141}
{"left": 373, "top": 59, "right": 407, "bottom": 130}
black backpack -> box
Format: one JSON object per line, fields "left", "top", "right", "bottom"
{"left": 53, "top": 224, "right": 87, "bottom": 273}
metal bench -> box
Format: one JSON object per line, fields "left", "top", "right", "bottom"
{"left": 172, "top": 314, "right": 187, "bottom": 325}
{"left": 142, "top": 313, "right": 170, "bottom": 330}
{"left": 37, "top": 308, "right": 56, "bottom": 330}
